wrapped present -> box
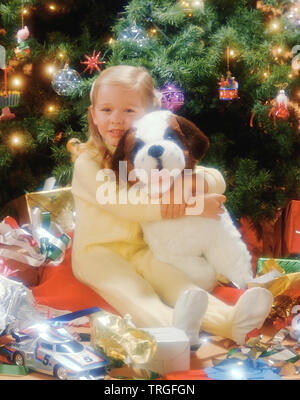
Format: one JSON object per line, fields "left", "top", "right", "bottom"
{"left": 0, "top": 212, "right": 71, "bottom": 289}
{"left": 90, "top": 311, "right": 157, "bottom": 365}
{"left": 257, "top": 258, "right": 300, "bottom": 275}
{"left": 3, "top": 187, "right": 75, "bottom": 233}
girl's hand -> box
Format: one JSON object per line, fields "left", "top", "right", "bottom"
{"left": 160, "top": 174, "right": 186, "bottom": 219}
{"left": 160, "top": 201, "right": 186, "bottom": 219}
{"left": 159, "top": 173, "right": 211, "bottom": 219}
{"left": 186, "top": 193, "right": 226, "bottom": 220}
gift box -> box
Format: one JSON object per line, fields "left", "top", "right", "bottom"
{"left": 3, "top": 187, "right": 75, "bottom": 232}
{"left": 257, "top": 258, "right": 300, "bottom": 275}
{"left": 137, "top": 327, "right": 190, "bottom": 375}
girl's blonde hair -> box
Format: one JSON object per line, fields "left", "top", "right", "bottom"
{"left": 77, "top": 65, "right": 162, "bottom": 168}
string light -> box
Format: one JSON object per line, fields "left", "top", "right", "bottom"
{"left": 11, "top": 77, "right": 22, "bottom": 88}
{"left": 269, "top": 20, "right": 281, "bottom": 31}
{"left": 45, "top": 64, "right": 56, "bottom": 76}
{"left": 48, "top": 3, "right": 56, "bottom": 11}
{"left": 10, "top": 133, "right": 23, "bottom": 148}
{"left": 192, "top": 1, "right": 203, "bottom": 7}
{"left": 58, "top": 52, "right": 65, "bottom": 59}
{"left": 47, "top": 104, "right": 56, "bottom": 113}
{"left": 23, "top": 9, "right": 29, "bottom": 15}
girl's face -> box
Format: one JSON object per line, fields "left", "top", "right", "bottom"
{"left": 91, "top": 84, "right": 146, "bottom": 148}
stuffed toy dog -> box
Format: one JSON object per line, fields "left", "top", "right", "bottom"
{"left": 112, "top": 110, "right": 253, "bottom": 291}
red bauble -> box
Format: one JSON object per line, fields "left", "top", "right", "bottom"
{"left": 275, "top": 102, "right": 290, "bottom": 119}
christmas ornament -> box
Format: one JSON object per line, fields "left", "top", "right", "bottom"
{"left": 22, "top": 63, "right": 33, "bottom": 76}
{"left": 15, "top": 26, "right": 30, "bottom": 58}
{"left": 53, "top": 131, "right": 63, "bottom": 144}
{"left": 0, "top": 106, "right": 16, "bottom": 121}
{"left": 51, "top": 63, "right": 81, "bottom": 96}
{"left": 292, "top": 45, "right": 300, "bottom": 74}
{"left": 118, "top": 23, "right": 148, "bottom": 47}
{"left": 160, "top": 83, "right": 184, "bottom": 111}
{"left": 218, "top": 47, "right": 239, "bottom": 101}
{"left": 282, "top": 1, "right": 300, "bottom": 29}
{"left": 0, "top": 90, "right": 20, "bottom": 108}
{"left": 218, "top": 72, "right": 239, "bottom": 101}
{"left": 292, "top": 56, "right": 300, "bottom": 74}
{"left": 81, "top": 50, "right": 106, "bottom": 74}
{"left": 268, "top": 89, "right": 290, "bottom": 124}
{"left": 0, "top": 68, "right": 21, "bottom": 108}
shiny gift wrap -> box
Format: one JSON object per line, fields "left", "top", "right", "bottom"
{"left": 268, "top": 295, "right": 300, "bottom": 325}
{"left": 25, "top": 187, "right": 75, "bottom": 233}
{"left": 0, "top": 275, "right": 44, "bottom": 335}
{"left": 257, "top": 258, "right": 300, "bottom": 275}
{"left": 90, "top": 311, "right": 157, "bottom": 365}
{"left": 0, "top": 212, "right": 71, "bottom": 268}
{"left": 4, "top": 187, "right": 75, "bottom": 232}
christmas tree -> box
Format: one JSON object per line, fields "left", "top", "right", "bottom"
{"left": 107, "top": 0, "right": 300, "bottom": 230}
{"left": 0, "top": 0, "right": 127, "bottom": 213}
{"left": 1, "top": 0, "right": 300, "bottom": 237}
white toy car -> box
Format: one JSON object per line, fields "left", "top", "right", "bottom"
{"left": 2, "top": 325, "right": 108, "bottom": 380}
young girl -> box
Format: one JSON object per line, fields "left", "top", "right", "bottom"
{"left": 71, "top": 65, "right": 273, "bottom": 346}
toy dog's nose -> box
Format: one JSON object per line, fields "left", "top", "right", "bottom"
{"left": 148, "top": 145, "right": 164, "bottom": 158}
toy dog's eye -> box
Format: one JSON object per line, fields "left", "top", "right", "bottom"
{"left": 131, "top": 140, "right": 145, "bottom": 163}
{"left": 164, "top": 128, "right": 177, "bottom": 140}
{"left": 164, "top": 128, "right": 184, "bottom": 149}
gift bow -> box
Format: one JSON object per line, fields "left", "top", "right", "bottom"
{"left": 0, "top": 210, "right": 71, "bottom": 267}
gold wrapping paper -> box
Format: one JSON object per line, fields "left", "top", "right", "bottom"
{"left": 250, "top": 259, "right": 300, "bottom": 325}
{"left": 25, "top": 187, "right": 75, "bottom": 232}
{"left": 268, "top": 295, "right": 300, "bottom": 322}
{"left": 265, "top": 273, "right": 300, "bottom": 298}
{"left": 251, "top": 256, "right": 300, "bottom": 299}
{"left": 4, "top": 187, "right": 75, "bottom": 232}
{"left": 258, "top": 259, "right": 286, "bottom": 275}
{"left": 90, "top": 311, "right": 157, "bottom": 365}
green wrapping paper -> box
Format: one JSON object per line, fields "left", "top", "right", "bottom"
{"left": 257, "top": 258, "right": 300, "bottom": 275}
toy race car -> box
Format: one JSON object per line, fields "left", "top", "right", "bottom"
{"left": 1, "top": 324, "right": 108, "bottom": 380}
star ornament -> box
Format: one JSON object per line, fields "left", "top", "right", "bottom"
{"left": 81, "top": 50, "right": 106, "bottom": 74}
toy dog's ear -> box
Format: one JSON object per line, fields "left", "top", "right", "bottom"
{"left": 176, "top": 116, "right": 209, "bottom": 161}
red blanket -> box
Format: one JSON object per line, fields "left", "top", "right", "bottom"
{"left": 32, "top": 232, "right": 246, "bottom": 313}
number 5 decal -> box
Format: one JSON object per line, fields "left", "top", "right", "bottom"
{"left": 43, "top": 354, "right": 51, "bottom": 366}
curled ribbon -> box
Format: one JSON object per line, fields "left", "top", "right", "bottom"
{"left": 0, "top": 210, "right": 71, "bottom": 268}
